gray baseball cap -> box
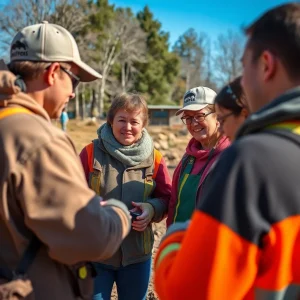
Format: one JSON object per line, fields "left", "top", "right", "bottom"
{"left": 10, "top": 21, "right": 102, "bottom": 82}
{"left": 176, "top": 86, "right": 217, "bottom": 116}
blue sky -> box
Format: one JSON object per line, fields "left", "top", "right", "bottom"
{"left": 109, "top": 0, "right": 290, "bottom": 46}
{"left": 0, "top": 0, "right": 291, "bottom": 47}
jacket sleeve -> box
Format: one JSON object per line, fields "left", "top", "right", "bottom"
{"left": 17, "top": 134, "right": 131, "bottom": 266}
{"left": 146, "top": 152, "right": 171, "bottom": 223}
{"left": 166, "top": 160, "right": 182, "bottom": 227}
{"left": 154, "top": 144, "right": 262, "bottom": 300}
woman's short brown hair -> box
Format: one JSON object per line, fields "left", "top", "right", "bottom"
{"left": 107, "top": 93, "right": 149, "bottom": 127}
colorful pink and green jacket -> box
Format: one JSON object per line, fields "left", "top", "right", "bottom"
{"left": 167, "top": 135, "right": 230, "bottom": 227}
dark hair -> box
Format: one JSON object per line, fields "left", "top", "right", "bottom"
{"left": 107, "top": 93, "right": 149, "bottom": 126}
{"left": 8, "top": 61, "right": 71, "bottom": 81}
{"left": 214, "top": 76, "right": 246, "bottom": 115}
{"left": 244, "top": 3, "right": 300, "bottom": 79}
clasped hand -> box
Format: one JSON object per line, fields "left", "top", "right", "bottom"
{"left": 130, "top": 201, "right": 154, "bottom": 231}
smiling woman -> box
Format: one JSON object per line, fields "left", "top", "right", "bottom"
{"left": 79, "top": 92, "right": 172, "bottom": 300}
{"left": 167, "top": 86, "right": 231, "bottom": 227}
{"left": 106, "top": 93, "right": 148, "bottom": 146}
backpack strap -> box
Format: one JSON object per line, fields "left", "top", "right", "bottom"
{"left": 87, "top": 139, "right": 102, "bottom": 195}
{"left": 143, "top": 151, "right": 154, "bottom": 200}
{"left": 152, "top": 149, "right": 162, "bottom": 180}
{"left": 0, "top": 236, "right": 41, "bottom": 281}
{"left": 145, "top": 148, "right": 164, "bottom": 182}
{"left": 145, "top": 158, "right": 154, "bottom": 183}
{"left": 143, "top": 149, "right": 165, "bottom": 200}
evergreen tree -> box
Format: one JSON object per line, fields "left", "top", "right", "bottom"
{"left": 134, "top": 6, "right": 179, "bottom": 105}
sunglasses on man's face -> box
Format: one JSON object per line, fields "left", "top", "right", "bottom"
{"left": 60, "top": 66, "right": 80, "bottom": 91}
{"left": 45, "top": 64, "right": 80, "bottom": 91}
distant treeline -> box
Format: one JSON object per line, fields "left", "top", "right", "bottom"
{"left": 0, "top": 0, "right": 244, "bottom": 118}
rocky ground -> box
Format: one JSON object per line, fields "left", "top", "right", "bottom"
{"left": 65, "top": 119, "right": 190, "bottom": 300}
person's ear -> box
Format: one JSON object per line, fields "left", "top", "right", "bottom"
{"left": 241, "top": 107, "right": 249, "bottom": 118}
{"left": 260, "top": 50, "right": 276, "bottom": 82}
{"left": 44, "top": 63, "right": 60, "bottom": 87}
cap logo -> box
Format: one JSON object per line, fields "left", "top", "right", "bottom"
{"left": 11, "top": 40, "right": 28, "bottom": 57}
{"left": 184, "top": 91, "right": 196, "bottom": 104}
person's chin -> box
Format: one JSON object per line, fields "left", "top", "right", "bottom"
{"left": 193, "top": 132, "right": 207, "bottom": 141}
{"left": 121, "top": 138, "right": 134, "bottom": 146}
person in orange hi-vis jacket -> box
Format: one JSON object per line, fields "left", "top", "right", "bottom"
{"left": 154, "top": 3, "right": 300, "bottom": 300}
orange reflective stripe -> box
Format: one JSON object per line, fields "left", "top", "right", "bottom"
{"left": 85, "top": 143, "right": 94, "bottom": 173}
{"left": 153, "top": 149, "right": 162, "bottom": 179}
{"left": 256, "top": 215, "right": 300, "bottom": 290}
{"left": 0, "top": 107, "right": 31, "bottom": 120}
{"left": 155, "top": 230, "right": 185, "bottom": 270}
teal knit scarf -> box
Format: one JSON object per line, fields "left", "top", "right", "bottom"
{"left": 97, "top": 123, "right": 153, "bottom": 166}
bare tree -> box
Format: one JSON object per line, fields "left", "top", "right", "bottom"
{"left": 214, "top": 30, "right": 244, "bottom": 85}
{"left": 49, "top": 0, "right": 88, "bottom": 33}
{"left": 118, "top": 16, "right": 147, "bottom": 92}
{"left": 0, "top": 0, "right": 91, "bottom": 118}
{"left": 0, "top": 0, "right": 90, "bottom": 51}
{"left": 0, "top": 0, "right": 52, "bottom": 56}
{"left": 202, "top": 37, "right": 218, "bottom": 91}
{"left": 88, "top": 8, "right": 147, "bottom": 116}
{"left": 173, "top": 29, "right": 207, "bottom": 90}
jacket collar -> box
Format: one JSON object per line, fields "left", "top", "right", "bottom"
{"left": 237, "top": 86, "right": 300, "bottom": 138}
{"left": 0, "top": 69, "right": 50, "bottom": 122}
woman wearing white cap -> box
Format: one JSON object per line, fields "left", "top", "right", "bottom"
{"left": 166, "top": 86, "right": 231, "bottom": 227}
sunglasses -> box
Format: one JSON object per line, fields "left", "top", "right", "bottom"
{"left": 60, "top": 66, "right": 80, "bottom": 91}
{"left": 45, "top": 64, "right": 80, "bottom": 91}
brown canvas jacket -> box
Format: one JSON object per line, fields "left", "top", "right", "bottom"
{"left": 0, "top": 70, "right": 131, "bottom": 300}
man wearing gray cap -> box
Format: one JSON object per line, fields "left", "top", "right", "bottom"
{"left": 0, "top": 22, "right": 131, "bottom": 300}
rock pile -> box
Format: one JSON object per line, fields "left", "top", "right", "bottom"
{"left": 149, "top": 128, "right": 190, "bottom": 168}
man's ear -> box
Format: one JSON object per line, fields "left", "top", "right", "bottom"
{"left": 241, "top": 107, "right": 249, "bottom": 118}
{"left": 44, "top": 63, "right": 60, "bottom": 87}
{"left": 261, "top": 50, "right": 276, "bottom": 82}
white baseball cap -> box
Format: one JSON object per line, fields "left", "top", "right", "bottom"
{"left": 10, "top": 21, "right": 102, "bottom": 82}
{"left": 176, "top": 86, "right": 217, "bottom": 116}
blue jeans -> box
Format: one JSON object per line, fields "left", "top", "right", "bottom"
{"left": 93, "top": 259, "right": 151, "bottom": 300}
